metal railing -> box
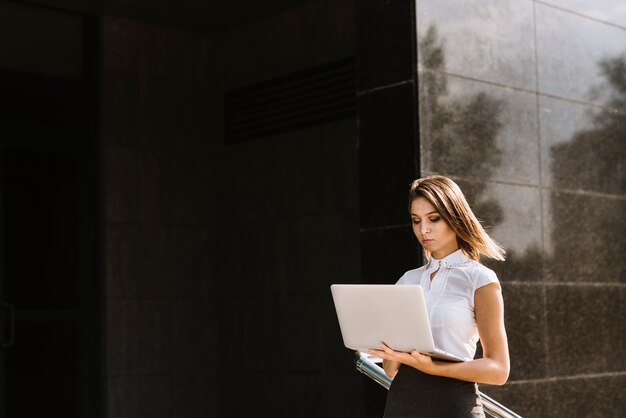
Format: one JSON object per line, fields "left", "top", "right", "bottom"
{"left": 354, "top": 352, "right": 522, "bottom": 418}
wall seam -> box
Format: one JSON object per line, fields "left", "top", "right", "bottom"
{"left": 535, "top": 0, "right": 626, "bottom": 30}
{"left": 416, "top": 69, "right": 626, "bottom": 116}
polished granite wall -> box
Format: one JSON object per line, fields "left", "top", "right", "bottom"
{"left": 209, "top": 2, "right": 365, "bottom": 416}
{"left": 356, "top": 0, "right": 625, "bottom": 416}
{"left": 101, "top": 1, "right": 367, "bottom": 416}
{"left": 100, "top": 0, "right": 624, "bottom": 416}
{"left": 100, "top": 16, "right": 217, "bottom": 416}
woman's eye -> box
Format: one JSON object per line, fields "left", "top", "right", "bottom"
{"left": 412, "top": 219, "right": 420, "bottom": 224}
{"left": 430, "top": 217, "right": 441, "bottom": 222}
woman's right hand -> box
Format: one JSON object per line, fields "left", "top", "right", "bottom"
{"left": 368, "top": 343, "right": 403, "bottom": 378}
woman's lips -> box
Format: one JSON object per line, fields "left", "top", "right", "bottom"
{"left": 422, "top": 239, "right": 434, "bottom": 245}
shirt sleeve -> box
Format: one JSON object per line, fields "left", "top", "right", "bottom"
{"left": 396, "top": 271, "right": 408, "bottom": 285}
{"left": 396, "top": 268, "right": 424, "bottom": 285}
{"left": 474, "top": 267, "right": 499, "bottom": 291}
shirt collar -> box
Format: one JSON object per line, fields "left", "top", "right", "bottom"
{"left": 426, "top": 249, "right": 469, "bottom": 269}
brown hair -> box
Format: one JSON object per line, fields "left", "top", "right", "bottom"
{"left": 408, "top": 175, "right": 505, "bottom": 261}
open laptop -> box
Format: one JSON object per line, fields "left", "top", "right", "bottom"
{"left": 330, "top": 284, "right": 463, "bottom": 362}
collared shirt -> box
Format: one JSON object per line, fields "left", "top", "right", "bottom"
{"left": 396, "top": 249, "right": 499, "bottom": 361}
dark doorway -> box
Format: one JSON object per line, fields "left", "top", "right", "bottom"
{"left": 0, "top": 8, "right": 99, "bottom": 418}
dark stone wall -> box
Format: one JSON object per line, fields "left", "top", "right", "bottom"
{"left": 99, "top": 1, "right": 625, "bottom": 417}
{"left": 355, "top": 2, "right": 421, "bottom": 413}
{"left": 100, "top": 1, "right": 366, "bottom": 416}
{"left": 100, "top": 15, "right": 217, "bottom": 417}
{"left": 208, "top": 2, "right": 363, "bottom": 416}
{"left": 354, "top": 1, "right": 625, "bottom": 417}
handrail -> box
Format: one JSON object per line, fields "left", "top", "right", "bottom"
{"left": 354, "top": 352, "right": 522, "bottom": 418}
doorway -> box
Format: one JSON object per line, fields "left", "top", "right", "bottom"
{"left": 0, "top": 6, "right": 99, "bottom": 417}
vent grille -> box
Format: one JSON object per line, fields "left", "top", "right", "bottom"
{"left": 225, "top": 57, "right": 356, "bottom": 144}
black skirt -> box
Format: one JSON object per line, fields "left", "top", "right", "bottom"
{"left": 383, "top": 365, "right": 485, "bottom": 418}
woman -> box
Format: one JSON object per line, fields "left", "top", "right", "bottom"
{"left": 368, "top": 175, "right": 510, "bottom": 417}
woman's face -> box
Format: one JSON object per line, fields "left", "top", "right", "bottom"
{"left": 410, "top": 197, "right": 459, "bottom": 259}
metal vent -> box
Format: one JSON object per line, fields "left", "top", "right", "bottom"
{"left": 225, "top": 57, "right": 356, "bottom": 144}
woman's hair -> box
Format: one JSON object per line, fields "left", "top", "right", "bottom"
{"left": 408, "top": 175, "right": 505, "bottom": 262}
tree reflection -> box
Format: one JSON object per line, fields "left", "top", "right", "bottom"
{"left": 551, "top": 55, "right": 626, "bottom": 194}
{"left": 419, "top": 26, "right": 625, "bottom": 281}
{"left": 419, "top": 26, "right": 504, "bottom": 227}
{"left": 549, "top": 55, "right": 626, "bottom": 281}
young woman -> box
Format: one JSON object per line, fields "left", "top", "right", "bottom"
{"left": 368, "top": 175, "right": 510, "bottom": 417}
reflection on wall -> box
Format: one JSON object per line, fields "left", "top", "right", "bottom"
{"left": 416, "top": 1, "right": 626, "bottom": 416}
{"left": 551, "top": 56, "right": 626, "bottom": 194}
{"left": 419, "top": 25, "right": 541, "bottom": 276}
{"left": 419, "top": 26, "right": 504, "bottom": 227}
{"left": 549, "top": 55, "right": 626, "bottom": 282}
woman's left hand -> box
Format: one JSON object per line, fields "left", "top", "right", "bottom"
{"left": 368, "top": 342, "right": 436, "bottom": 374}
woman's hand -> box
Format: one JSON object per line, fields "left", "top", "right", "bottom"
{"left": 368, "top": 342, "right": 436, "bottom": 375}
{"left": 369, "top": 283, "right": 509, "bottom": 385}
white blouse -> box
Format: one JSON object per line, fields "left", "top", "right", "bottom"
{"left": 396, "top": 249, "right": 499, "bottom": 361}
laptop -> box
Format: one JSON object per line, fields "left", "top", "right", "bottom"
{"left": 330, "top": 284, "right": 463, "bottom": 362}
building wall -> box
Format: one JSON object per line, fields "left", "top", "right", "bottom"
{"left": 99, "top": 16, "right": 218, "bottom": 417}
{"left": 414, "top": 1, "right": 625, "bottom": 416}
{"left": 356, "top": 0, "right": 625, "bottom": 416}
{"left": 100, "top": 0, "right": 625, "bottom": 416}
{"left": 207, "top": 1, "right": 364, "bottom": 416}
{"left": 100, "top": 1, "right": 364, "bottom": 416}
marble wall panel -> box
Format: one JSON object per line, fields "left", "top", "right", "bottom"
{"left": 480, "top": 381, "right": 551, "bottom": 418}
{"left": 542, "top": 190, "right": 626, "bottom": 283}
{"left": 539, "top": 96, "right": 626, "bottom": 196}
{"left": 360, "top": 226, "right": 421, "bottom": 284}
{"left": 156, "top": 150, "right": 214, "bottom": 226}
{"left": 216, "top": 371, "right": 284, "bottom": 417}
{"left": 355, "top": 0, "right": 415, "bottom": 91}
{"left": 274, "top": 213, "right": 359, "bottom": 295}
{"left": 218, "top": 121, "right": 356, "bottom": 224}
{"left": 100, "top": 72, "right": 142, "bottom": 147}
{"left": 547, "top": 374, "right": 626, "bottom": 418}
{"left": 537, "top": 0, "right": 626, "bottom": 29}
{"left": 215, "top": 0, "right": 355, "bottom": 90}
{"left": 536, "top": 3, "right": 626, "bottom": 106}
{"left": 286, "top": 293, "right": 350, "bottom": 373}
{"left": 215, "top": 221, "right": 277, "bottom": 297}
{"left": 170, "top": 300, "right": 216, "bottom": 372}
{"left": 105, "top": 223, "right": 141, "bottom": 299}
{"left": 501, "top": 284, "right": 547, "bottom": 381}
{"left": 107, "top": 375, "right": 173, "bottom": 418}
{"left": 279, "top": 373, "right": 324, "bottom": 417}
{"left": 103, "top": 147, "right": 139, "bottom": 222}
{"left": 104, "top": 146, "right": 212, "bottom": 225}
{"left": 171, "top": 372, "right": 218, "bottom": 418}
{"left": 168, "top": 226, "right": 213, "bottom": 298}
{"left": 273, "top": 136, "right": 324, "bottom": 217}
{"left": 106, "top": 300, "right": 174, "bottom": 376}
{"left": 419, "top": 75, "right": 540, "bottom": 185}
{"left": 216, "top": 140, "right": 281, "bottom": 224}
{"left": 237, "top": 221, "right": 278, "bottom": 297}
{"left": 317, "top": 373, "right": 370, "bottom": 417}
{"left": 215, "top": 296, "right": 247, "bottom": 372}
{"left": 416, "top": 0, "right": 535, "bottom": 90}
{"left": 105, "top": 223, "right": 213, "bottom": 299}
{"left": 281, "top": 372, "right": 371, "bottom": 417}
{"left": 546, "top": 285, "right": 626, "bottom": 376}
{"left": 454, "top": 180, "right": 543, "bottom": 282}
{"left": 358, "top": 83, "right": 419, "bottom": 229}
{"left": 317, "top": 121, "right": 359, "bottom": 213}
